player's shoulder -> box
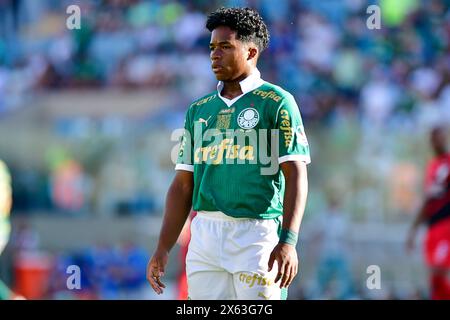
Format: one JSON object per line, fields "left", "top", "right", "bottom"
{"left": 0, "top": 160, "right": 8, "bottom": 173}
{"left": 0, "top": 160, "right": 10, "bottom": 182}
{"left": 189, "top": 91, "right": 219, "bottom": 109}
{"left": 251, "top": 81, "right": 296, "bottom": 104}
{"left": 427, "top": 155, "right": 445, "bottom": 172}
{"left": 430, "top": 153, "right": 450, "bottom": 166}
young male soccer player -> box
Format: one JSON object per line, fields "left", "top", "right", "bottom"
{"left": 147, "top": 7, "right": 310, "bottom": 300}
{"left": 407, "top": 126, "right": 450, "bottom": 299}
{"left": 0, "top": 160, "right": 13, "bottom": 300}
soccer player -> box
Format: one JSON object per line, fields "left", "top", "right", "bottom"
{"left": 407, "top": 126, "right": 450, "bottom": 299}
{"left": 147, "top": 7, "right": 310, "bottom": 300}
{"left": 0, "top": 160, "right": 13, "bottom": 300}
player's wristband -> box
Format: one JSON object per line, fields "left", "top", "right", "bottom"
{"left": 279, "top": 229, "right": 298, "bottom": 246}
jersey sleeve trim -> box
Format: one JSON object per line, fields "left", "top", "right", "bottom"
{"left": 278, "top": 154, "right": 311, "bottom": 165}
{"left": 175, "top": 164, "right": 194, "bottom": 172}
{"left": 274, "top": 103, "right": 283, "bottom": 127}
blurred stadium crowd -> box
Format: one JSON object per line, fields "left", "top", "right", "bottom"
{"left": 1, "top": 0, "right": 449, "bottom": 122}
{"left": 0, "top": 0, "right": 449, "bottom": 299}
{"left": 0, "top": 0, "right": 448, "bottom": 214}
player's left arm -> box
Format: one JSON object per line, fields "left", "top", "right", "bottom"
{"left": 268, "top": 92, "right": 310, "bottom": 289}
{"left": 406, "top": 201, "right": 428, "bottom": 252}
{"left": 406, "top": 162, "right": 437, "bottom": 252}
{"left": 268, "top": 161, "right": 308, "bottom": 288}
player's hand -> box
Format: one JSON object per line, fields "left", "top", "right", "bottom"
{"left": 268, "top": 243, "right": 298, "bottom": 288}
{"left": 146, "top": 248, "right": 168, "bottom": 294}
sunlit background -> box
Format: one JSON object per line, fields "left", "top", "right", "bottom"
{"left": 0, "top": 0, "right": 449, "bottom": 299}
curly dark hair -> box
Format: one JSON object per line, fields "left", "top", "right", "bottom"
{"left": 206, "top": 7, "right": 270, "bottom": 53}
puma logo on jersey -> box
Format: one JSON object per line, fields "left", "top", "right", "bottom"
{"left": 198, "top": 116, "right": 212, "bottom": 127}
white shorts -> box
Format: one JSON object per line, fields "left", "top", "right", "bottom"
{"left": 186, "top": 211, "right": 287, "bottom": 300}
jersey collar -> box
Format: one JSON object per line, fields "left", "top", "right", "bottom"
{"left": 216, "top": 68, "right": 265, "bottom": 107}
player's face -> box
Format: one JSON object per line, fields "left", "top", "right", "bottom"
{"left": 210, "top": 26, "right": 250, "bottom": 81}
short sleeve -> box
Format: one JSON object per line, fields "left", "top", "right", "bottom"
{"left": 175, "top": 108, "right": 194, "bottom": 172}
{"left": 276, "top": 94, "right": 311, "bottom": 164}
{"left": 0, "top": 160, "right": 12, "bottom": 218}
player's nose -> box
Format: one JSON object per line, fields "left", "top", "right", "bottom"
{"left": 210, "top": 49, "right": 222, "bottom": 61}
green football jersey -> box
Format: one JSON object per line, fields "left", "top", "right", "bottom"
{"left": 0, "top": 160, "right": 11, "bottom": 252}
{"left": 176, "top": 71, "right": 310, "bottom": 219}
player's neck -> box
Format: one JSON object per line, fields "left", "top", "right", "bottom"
{"left": 221, "top": 69, "right": 254, "bottom": 100}
{"left": 221, "top": 81, "right": 243, "bottom": 100}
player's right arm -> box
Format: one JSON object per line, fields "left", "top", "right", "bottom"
{"left": 147, "top": 170, "right": 193, "bottom": 294}
{"left": 147, "top": 106, "right": 195, "bottom": 294}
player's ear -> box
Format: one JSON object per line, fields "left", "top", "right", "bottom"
{"left": 247, "top": 46, "right": 258, "bottom": 61}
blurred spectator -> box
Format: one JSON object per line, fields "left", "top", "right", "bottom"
{"left": 50, "top": 159, "right": 88, "bottom": 213}
{"left": 360, "top": 67, "right": 400, "bottom": 128}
